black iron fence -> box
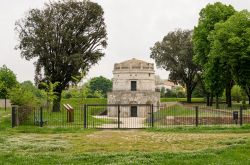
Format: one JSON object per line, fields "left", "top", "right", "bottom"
{"left": 11, "top": 103, "right": 250, "bottom": 128}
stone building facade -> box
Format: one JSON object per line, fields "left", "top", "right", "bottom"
{"left": 107, "top": 58, "right": 160, "bottom": 117}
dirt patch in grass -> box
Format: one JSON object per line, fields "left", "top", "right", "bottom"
{"left": 1, "top": 130, "right": 250, "bottom": 154}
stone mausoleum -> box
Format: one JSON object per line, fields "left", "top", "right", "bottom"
{"left": 107, "top": 58, "right": 160, "bottom": 117}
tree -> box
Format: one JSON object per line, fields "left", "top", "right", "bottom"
{"left": 231, "top": 85, "right": 242, "bottom": 103}
{"left": 15, "top": 0, "right": 107, "bottom": 112}
{"left": 39, "top": 81, "right": 60, "bottom": 109}
{"left": 160, "top": 87, "right": 166, "bottom": 98}
{"left": 150, "top": 29, "right": 199, "bottom": 103}
{"left": 0, "top": 65, "right": 18, "bottom": 110}
{"left": 204, "top": 57, "right": 225, "bottom": 108}
{"left": 193, "top": 2, "right": 235, "bottom": 107}
{"left": 88, "top": 76, "right": 112, "bottom": 98}
{"left": 210, "top": 10, "right": 250, "bottom": 104}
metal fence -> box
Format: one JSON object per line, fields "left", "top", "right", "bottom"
{"left": 11, "top": 103, "right": 250, "bottom": 128}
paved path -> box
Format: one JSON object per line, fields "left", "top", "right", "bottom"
{"left": 94, "top": 116, "right": 150, "bottom": 128}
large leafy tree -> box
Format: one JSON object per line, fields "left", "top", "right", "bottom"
{"left": 88, "top": 76, "right": 112, "bottom": 98}
{"left": 15, "top": 0, "right": 107, "bottom": 111}
{"left": 0, "top": 65, "right": 18, "bottom": 110}
{"left": 210, "top": 10, "right": 250, "bottom": 104}
{"left": 193, "top": 2, "right": 235, "bottom": 106}
{"left": 150, "top": 29, "right": 199, "bottom": 103}
{"left": 204, "top": 57, "right": 225, "bottom": 108}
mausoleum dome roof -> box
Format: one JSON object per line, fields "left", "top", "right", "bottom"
{"left": 114, "top": 58, "right": 154, "bottom": 71}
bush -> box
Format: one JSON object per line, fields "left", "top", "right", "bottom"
{"left": 17, "top": 106, "right": 33, "bottom": 124}
{"left": 63, "top": 92, "right": 72, "bottom": 99}
{"left": 9, "top": 87, "right": 36, "bottom": 106}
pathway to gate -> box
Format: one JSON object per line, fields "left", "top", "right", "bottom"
{"left": 93, "top": 116, "right": 147, "bottom": 128}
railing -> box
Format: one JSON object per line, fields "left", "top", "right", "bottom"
{"left": 11, "top": 103, "right": 250, "bottom": 128}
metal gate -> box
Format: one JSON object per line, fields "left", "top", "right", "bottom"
{"left": 85, "top": 104, "right": 154, "bottom": 129}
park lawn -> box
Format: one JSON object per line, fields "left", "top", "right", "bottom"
{"left": 0, "top": 126, "right": 250, "bottom": 164}
{"left": 2, "top": 105, "right": 250, "bottom": 164}
{"left": 155, "top": 104, "right": 195, "bottom": 117}
{"left": 0, "top": 108, "right": 11, "bottom": 129}
{"left": 1, "top": 109, "right": 250, "bottom": 164}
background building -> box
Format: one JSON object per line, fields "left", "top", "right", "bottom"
{"left": 107, "top": 58, "right": 160, "bottom": 117}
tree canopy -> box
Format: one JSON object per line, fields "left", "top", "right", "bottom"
{"left": 150, "top": 29, "right": 199, "bottom": 103}
{"left": 210, "top": 10, "right": 250, "bottom": 103}
{"left": 15, "top": 0, "right": 107, "bottom": 111}
{"left": 0, "top": 65, "right": 18, "bottom": 109}
{"left": 193, "top": 2, "right": 236, "bottom": 106}
{"left": 88, "top": 76, "right": 112, "bottom": 98}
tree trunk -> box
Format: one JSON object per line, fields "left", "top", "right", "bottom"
{"left": 209, "top": 92, "right": 213, "bottom": 106}
{"left": 206, "top": 94, "right": 210, "bottom": 106}
{"left": 4, "top": 97, "right": 6, "bottom": 111}
{"left": 52, "top": 92, "right": 62, "bottom": 112}
{"left": 186, "top": 86, "right": 192, "bottom": 103}
{"left": 249, "top": 95, "right": 250, "bottom": 105}
{"left": 226, "top": 82, "right": 232, "bottom": 107}
{"left": 216, "top": 94, "right": 219, "bottom": 109}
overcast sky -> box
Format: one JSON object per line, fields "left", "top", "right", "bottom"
{"left": 0, "top": 0, "right": 250, "bottom": 83}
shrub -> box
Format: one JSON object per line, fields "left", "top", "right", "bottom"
{"left": 17, "top": 106, "right": 34, "bottom": 124}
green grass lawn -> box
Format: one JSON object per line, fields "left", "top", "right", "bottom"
{"left": 160, "top": 97, "right": 205, "bottom": 102}
{"left": 1, "top": 108, "right": 250, "bottom": 164}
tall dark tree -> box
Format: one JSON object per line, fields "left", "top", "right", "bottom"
{"left": 150, "top": 29, "right": 199, "bottom": 103}
{"left": 0, "top": 65, "right": 18, "bottom": 110}
{"left": 15, "top": 0, "right": 107, "bottom": 111}
{"left": 193, "top": 2, "right": 235, "bottom": 107}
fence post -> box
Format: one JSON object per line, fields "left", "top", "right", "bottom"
{"left": 151, "top": 104, "right": 154, "bottom": 128}
{"left": 118, "top": 105, "right": 120, "bottom": 129}
{"left": 195, "top": 106, "right": 199, "bottom": 127}
{"left": 240, "top": 106, "right": 243, "bottom": 126}
{"left": 84, "top": 104, "right": 87, "bottom": 128}
{"left": 40, "top": 107, "right": 43, "bottom": 127}
{"left": 11, "top": 105, "right": 18, "bottom": 128}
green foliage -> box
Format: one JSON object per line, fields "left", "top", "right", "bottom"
{"left": 61, "top": 98, "right": 107, "bottom": 107}
{"left": 15, "top": 0, "right": 107, "bottom": 111}
{"left": 192, "top": 81, "right": 205, "bottom": 97}
{"left": 160, "top": 87, "right": 166, "bottom": 97}
{"left": 193, "top": 2, "right": 235, "bottom": 67}
{"left": 204, "top": 57, "right": 225, "bottom": 97}
{"left": 164, "top": 89, "right": 175, "bottom": 97}
{"left": 40, "top": 81, "right": 59, "bottom": 105}
{"left": 210, "top": 10, "right": 250, "bottom": 101}
{"left": 193, "top": 2, "right": 236, "bottom": 106}
{"left": 0, "top": 65, "right": 18, "bottom": 99}
{"left": 88, "top": 76, "right": 112, "bottom": 98}
{"left": 231, "top": 85, "right": 243, "bottom": 102}
{"left": 151, "top": 29, "right": 199, "bottom": 103}
{"left": 8, "top": 81, "right": 46, "bottom": 107}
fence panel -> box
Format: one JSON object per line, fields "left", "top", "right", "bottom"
{"left": 12, "top": 103, "right": 250, "bottom": 128}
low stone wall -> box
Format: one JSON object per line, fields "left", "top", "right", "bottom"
{"left": 0, "top": 99, "right": 11, "bottom": 108}
{"left": 158, "top": 116, "right": 250, "bottom": 125}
